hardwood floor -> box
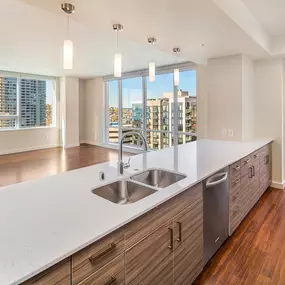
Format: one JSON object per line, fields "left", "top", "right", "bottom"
{"left": 195, "top": 187, "right": 285, "bottom": 285}
{"left": 0, "top": 144, "right": 132, "bottom": 187}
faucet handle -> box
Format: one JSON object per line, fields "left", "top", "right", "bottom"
{"left": 124, "top": 157, "right": 131, "bottom": 169}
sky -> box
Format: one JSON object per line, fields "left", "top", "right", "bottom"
{"left": 109, "top": 70, "right": 196, "bottom": 108}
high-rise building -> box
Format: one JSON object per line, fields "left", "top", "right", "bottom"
{"left": 0, "top": 77, "right": 17, "bottom": 128}
{"left": 19, "top": 79, "right": 47, "bottom": 128}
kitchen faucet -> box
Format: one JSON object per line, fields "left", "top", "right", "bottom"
{"left": 118, "top": 131, "right": 148, "bottom": 175}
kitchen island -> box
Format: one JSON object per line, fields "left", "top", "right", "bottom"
{"left": 0, "top": 139, "right": 273, "bottom": 285}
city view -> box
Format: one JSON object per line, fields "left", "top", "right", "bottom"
{"left": 0, "top": 77, "right": 53, "bottom": 129}
{"left": 107, "top": 70, "right": 197, "bottom": 149}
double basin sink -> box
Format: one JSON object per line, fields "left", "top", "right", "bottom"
{"left": 92, "top": 169, "right": 187, "bottom": 205}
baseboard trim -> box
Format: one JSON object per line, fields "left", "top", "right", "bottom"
{"left": 64, "top": 143, "right": 80, "bottom": 149}
{"left": 0, "top": 144, "right": 60, "bottom": 156}
{"left": 271, "top": 181, "right": 285, "bottom": 190}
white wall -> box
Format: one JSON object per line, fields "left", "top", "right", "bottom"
{"left": 242, "top": 55, "right": 255, "bottom": 141}
{"left": 82, "top": 78, "right": 104, "bottom": 145}
{"left": 60, "top": 76, "right": 80, "bottom": 148}
{"left": 0, "top": 128, "right": 60, "bottom": 155}
{"left": 207, "top": 54, "right": 243, "bottom": 140}
{"left": 254, "top": 59, "right": 284, "bottom": 187}
{"left": 79, "top": 79, "right": 85, "bottom": 142}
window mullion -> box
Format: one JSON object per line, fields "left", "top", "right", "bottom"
{"left": 118, "top": 79, "right": 122, "bottom": 140}
{"left": 142, "top": 76, "right": 147, "bottom": 139}
{"left": 173, "top": 82, "right": 178, "bottom": 146}
{"left": 16, "top": 77, "right": 20, "bottom": 129}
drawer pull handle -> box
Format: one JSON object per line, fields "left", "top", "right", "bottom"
{"left": 233, "top": 178, "right": 240, "bottom": 185}
{"left": 244, "top": 159, "right": 251, "bottom": 164}
{"left": 177, "top": 222, "right": 182, "bottom": 242}
{"left": 234, "top": 165, "right": 240, "bottom": 171}
{"left": 254, "top": 154, "right": 259, "bottom": 158}
{"left": 89, "top": 243, "right": 116, "bottom": 263}
{"left": 104, "top": 276, "right": 116, "bottom": 285}
{"left": 168, "top": 227, "right": 174, "bottom": 250}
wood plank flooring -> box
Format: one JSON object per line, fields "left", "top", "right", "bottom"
{"left": 0, "top": 144, "right": 132, "bottom": 187}
{"left": 1, "top": 145, "right": 285, "bottom": 284}
{"left": 195, "top": 187, "right": 285, "bottom": 285}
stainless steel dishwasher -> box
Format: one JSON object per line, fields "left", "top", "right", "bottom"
{"left": 203, "top": 167, "right": 229, "bottom": 265}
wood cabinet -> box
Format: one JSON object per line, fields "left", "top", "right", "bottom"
{"left": 173, "top": 198, "right": 203, "bottom": 285}
{"left": 22, "top": 259, "right": 71, "bottom": 285}
{"left": 229, "top": 143, "right": 272, "bottom": 236}
{"left": 125, "top": 183, "right": 203, "bottom": 285}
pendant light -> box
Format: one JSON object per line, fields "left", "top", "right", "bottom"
{"left": 61, "top": 3, "right": 75, "bottom": 70}
{"left": 173, "top": 47, "right": 180, "bottom": 86}
{"left": 148, "top": 37, "right": 157, "bottom": 82}
{"left": 113, "top": 24, "right": 123, "bottom": 77}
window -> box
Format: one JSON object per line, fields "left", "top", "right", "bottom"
{"left": 0, "top": 75, "right": 56, "bottom": 130}
{"left": 105, "top": 65, "right": 197, "bottom": 150}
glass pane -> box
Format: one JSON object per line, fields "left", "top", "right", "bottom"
{"left": 122, "top": 129, "right": 142, "bottom": 147}
{"left": 177, "top": 70, "right": 197, "bottom": 134}
{"left": 108, "top": 80, "right": 119, "bottom": 127}
{"left": 108, "top": 127, "right": 119, "bottom": 143}
{"left": 0, "top": 77, "right": 17, "bottom": 116}
{"left": 122, "top": 77, "right": 143, "bottom": 129}
{"left": 19, "top": 78, "right": 55, "bottom": 128}
{"left": 147, "top": 131, "right": 172, "bottom": 150}
{"left": 178, "top": 134, "right": 197, "bottom": 145}
{"left": 0, "top": 119, "right": 16, "bottom": 129}
{"left": 146, "top": 73, "right": 173, "bottom": 132}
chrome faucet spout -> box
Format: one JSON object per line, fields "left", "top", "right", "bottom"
{"left": 118, "top": 131, "right": 148, "bottom": 175}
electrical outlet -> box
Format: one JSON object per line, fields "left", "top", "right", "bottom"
{"left": 222, "top": 128, "right": 227, "bottom": 137}
{"left": 228, "top": 129, "right": 234, "bottom": 137}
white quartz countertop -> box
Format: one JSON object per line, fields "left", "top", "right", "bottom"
{"left": 0, "top": 139, "right": 273, "bottom": 285}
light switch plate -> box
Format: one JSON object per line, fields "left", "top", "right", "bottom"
{"left": 222, "top": 128, "right": 227, "bottom": 137}
{"left": 228, "top": 129, "right": 234, "bottom": 137}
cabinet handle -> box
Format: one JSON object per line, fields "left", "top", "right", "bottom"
{"left": 168, "top": 228, "right": 174, "bottom": 250}
{"left": 234, "top": 165, "right": 240, "bottom": 171}
{"left": 265, "top": 155, "right": 270, "bottom": 165}
{"left": 244, "top": 158, "right": 251, "bottom": 164}
{"left": 89, "top": 243, "right": 116, "bottom": 264}
{"left": 104, "top": 276, "right": 116, "bottom": 285}
{"left": 252, "top": 166, "right": 255, "bottom": 176}
{"left": 254, "top": 154, "right": 259, "bottom": 158}
{"left": 177, "top": 222, "right": 182, "bottom": 242}
{"left": 248, "top": 167, "right": 253, "bottom": 178}
{"left": 233, "top": 178, "right": 240, "bottom": 185}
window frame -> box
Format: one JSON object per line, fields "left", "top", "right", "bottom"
{"left": 0, "top": 71, "right": 57, "bottom": 131}
{"left": 104, "top": 62, "right": 197, "bottom": 149}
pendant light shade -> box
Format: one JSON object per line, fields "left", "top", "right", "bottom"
{"left": 174, "top": 68, "right": 179, "bottom": 86}
{"left": 61, "top": 3, "right": 75, "bottom": 70}
{"left": 114, "top": 53, "right": 122, "bottom": 78}
{"left": 149, "top": 62, "right": 155, "bottom": 82}
{"left": 63, "top": 40, "right": 73, "bottom": 70}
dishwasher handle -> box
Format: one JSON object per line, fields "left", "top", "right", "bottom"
{"left": 206, "top": 172, "right": 228, "bottom": 188}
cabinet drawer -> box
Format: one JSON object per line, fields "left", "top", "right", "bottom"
{"left": 72, "top": 228, "right": 125, "bottom": 285}
{"left": 22, "top": 259, "right": 71, "bottom": 285}
{"left": 78, "top": 254, "right": 125, "bottom": 285}
{"left": 229, "top": 174, "right": 240, "bottom": 194}
{"left": 124, "top": 183, "right": 202, "bottom": 249}
{"left": 241, "top": 154, "right": 252, "bottom": 177}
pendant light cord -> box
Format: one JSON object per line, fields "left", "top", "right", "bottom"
{"left": 67, "top": 15, "right": 70, "bottom": 38}
{"left": 116, "top": 30, "right": 119, "bottom": 50}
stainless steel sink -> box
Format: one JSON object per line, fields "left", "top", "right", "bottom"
{"left": 130, "top": 169, "right": 187, "bottom": 188}
{"left": 92, "top": 180, "right": 156, "bottom": 205}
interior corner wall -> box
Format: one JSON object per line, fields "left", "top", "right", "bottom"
{"left": 254, "top": 59, "right": 284, "bottom": 186}
{"left": 60, "top": 76, "right": 80, "bottom": 148}
{"left": 207, "top": 54, "right": 243, "bottom": 141}
{"left": 83, "top": 77, "right": 104, "bottom": 145}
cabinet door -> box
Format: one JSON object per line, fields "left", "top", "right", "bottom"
{"left": 173, "top": 198, "right": 203, "bottom": 285}
{"left": 125, "top": 220, "right": 174, "bottom": 285}
{"left": 22, "top": 259, "right": 71, "bottom": 285}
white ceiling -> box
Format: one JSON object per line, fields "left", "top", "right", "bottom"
{"left": 2, "top": 0, "right": 285, "bottom": 77}
{"left": 242, "top": 0, "right": 285, "bottom": 37}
